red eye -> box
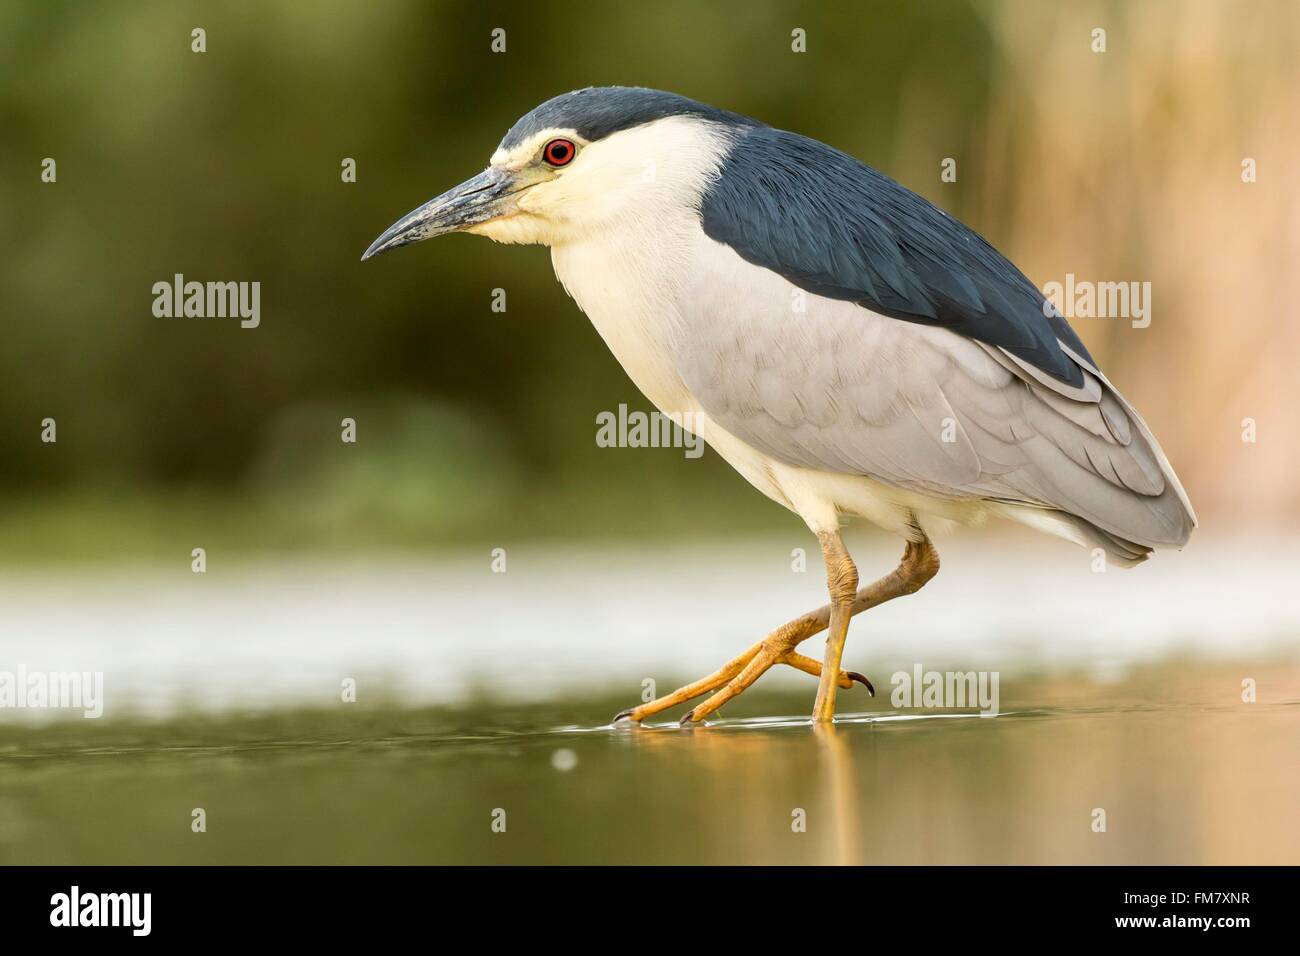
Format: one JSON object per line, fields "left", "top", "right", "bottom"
{"left": 543, "top": 138, "right": 576, "bottom": 167}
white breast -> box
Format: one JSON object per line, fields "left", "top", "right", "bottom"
{"left": 544, "top": 118, "right": 940, "bottom": 539}
{"left": 550, "top": 234, "right": 700, "bottom": 415}
{"left": 550, "top": 192, "right": 982, "bottom": 541}
{"left": 546, "top": 116, "right": 739, "bottom": 417}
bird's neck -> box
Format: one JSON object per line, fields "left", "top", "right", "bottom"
{"left": 551, "top": 214, "right": 705, "bottom": 417}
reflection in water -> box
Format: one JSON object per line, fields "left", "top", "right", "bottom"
{"left": 815, "top": 722, "right": 861, "bottom": 865}
{"left": 610, "top": 711, "right": 995, "bottom": 864}
{"left": 0, "top": 664, "right": 1296, "bottom": 864}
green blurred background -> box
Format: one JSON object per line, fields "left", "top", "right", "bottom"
{"left": 6, "top": 0, "right": 1294, "bottom": 561}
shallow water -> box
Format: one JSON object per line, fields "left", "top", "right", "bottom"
{"left": 1, "top": 534, "right": 1297, "bottom": 720}
{"left": 1, "top": 664, "right": 1296, "bottom": 864}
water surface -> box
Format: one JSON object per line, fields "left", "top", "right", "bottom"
{"left": 2, "top": 664, "right": 1295, "bottom": 864}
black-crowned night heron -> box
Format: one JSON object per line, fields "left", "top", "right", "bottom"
{"left": 364, "top": 87, "right": 1195, "bottom": 725}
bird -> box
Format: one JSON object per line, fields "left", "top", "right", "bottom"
{"left": 363, "top": 86, "right": 1195, "bottom": 726}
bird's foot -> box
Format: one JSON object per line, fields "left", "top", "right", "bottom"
{"left": 611, "top": 641, "right": 871, "bottom": 726}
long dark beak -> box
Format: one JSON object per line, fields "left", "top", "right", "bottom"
{"left": 362, "top": 166, "right": 517, "bottom": 260}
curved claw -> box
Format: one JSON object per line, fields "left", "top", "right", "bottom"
{"left": 847, "top": 671, "right": 875, "bottom": 697}
{"left": 678, "top": 708, "right": 698, "bottom": 726}
{"left": 612, "top": 708, "right": 639, "bottom": 724}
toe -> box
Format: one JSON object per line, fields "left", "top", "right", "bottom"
{"left": 848, "top": 672, "right": 875, "bottom": 696}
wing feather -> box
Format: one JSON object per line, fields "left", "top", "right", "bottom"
{"left": 676, "top": 241, "right": 1195, "bottom": 552}
{"left": 700, "top": 125, "right": 1096, "bottom": 387}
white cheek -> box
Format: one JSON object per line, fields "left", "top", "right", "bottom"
{"left": 475, "top": 118, "right": 733, "bottom": 248}
{"left": 466, "top": 214, "right": 554, "bottom": 246}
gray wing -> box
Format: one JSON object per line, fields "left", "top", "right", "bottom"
{"left": 699, "top": 125, "right": 1095, "bottom": 388}
{"left": 675, "top": 242, "right": 1195, "bottom": 554}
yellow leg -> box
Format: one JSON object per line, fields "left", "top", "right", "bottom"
{"left": 614, "top": 533, "right": 940, "bottom": 726}
{"left": 681, "top": 639, "right": 794, "bottom": 722}
{"left": 613, "top": 641, "right": 762, "bottom": 723}
{"left": 613, "top": 638, "right": 867, "bottom": 724}
{"left": 782, "top": 650, "right": 873, "bottom": 695}
{"left": 813, "top": 530, "right": 858, "bottom": 722}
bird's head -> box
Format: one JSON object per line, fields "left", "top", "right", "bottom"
{"left": 362, "top": 87, "right": 754, "bottom": 259}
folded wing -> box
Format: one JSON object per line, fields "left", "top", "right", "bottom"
{"left": 676, "top": 237, "right": 1195, "bottom": 559}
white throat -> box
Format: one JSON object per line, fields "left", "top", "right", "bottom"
{"left": 542, "top": 117, "right": 735, "bottom": 413}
